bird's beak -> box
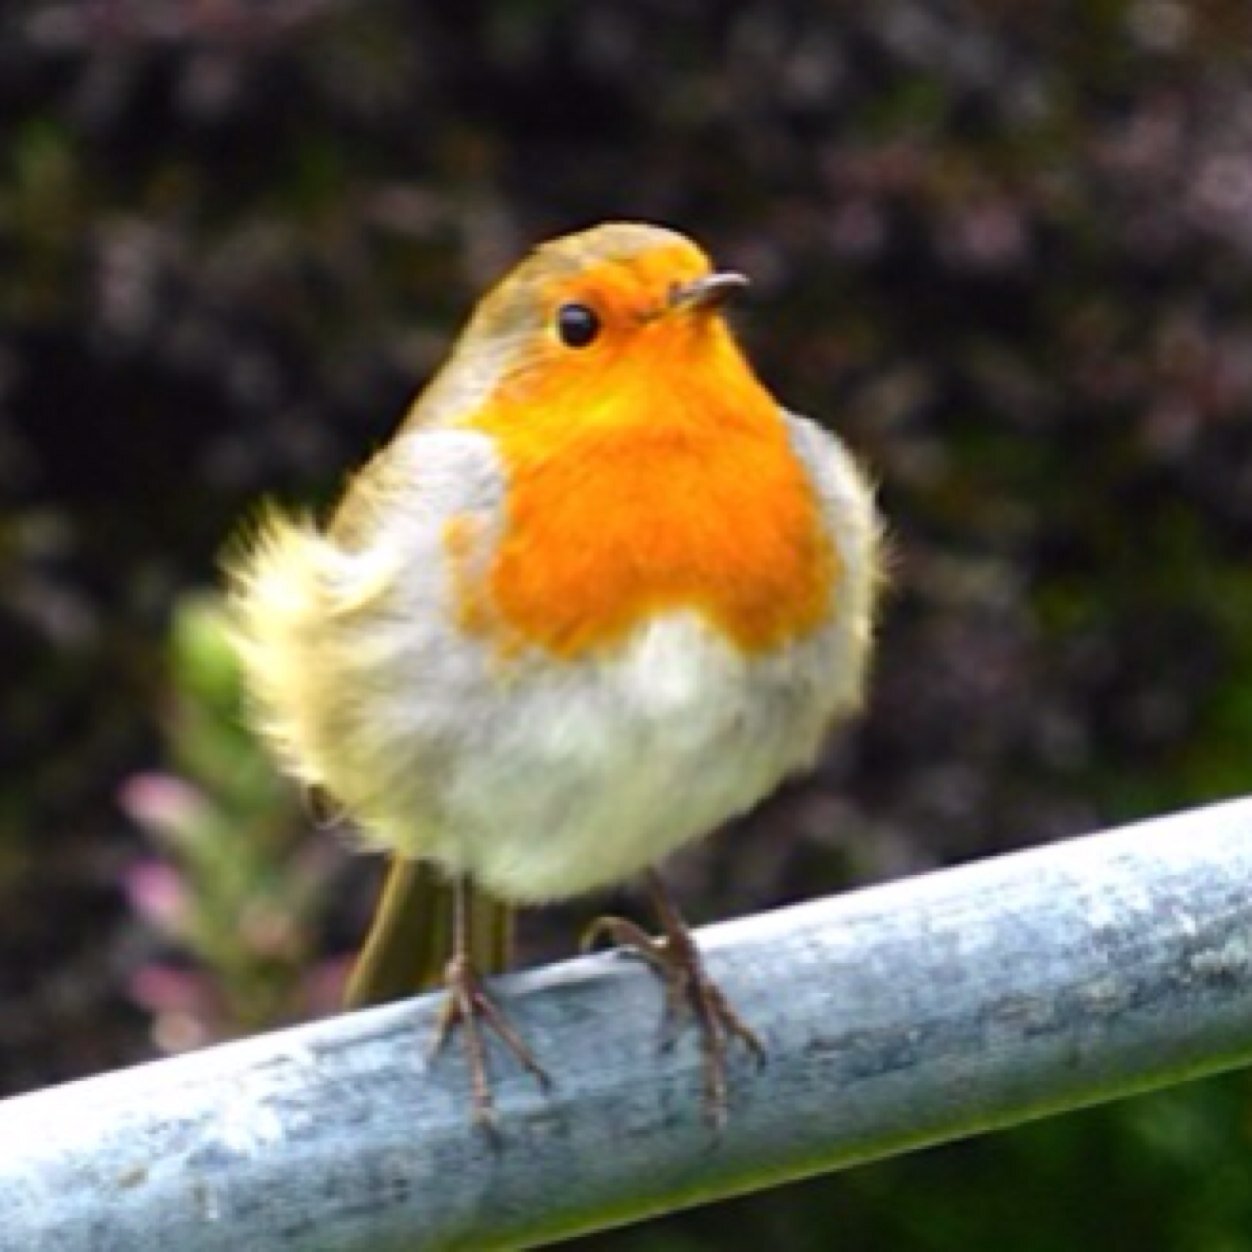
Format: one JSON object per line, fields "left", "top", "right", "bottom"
{"left": 668, "top": 271, "right": 750, "bottom": 313}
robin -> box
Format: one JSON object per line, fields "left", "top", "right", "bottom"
{"left": 226, "top": 221, "right": 881, "bottom": 1127}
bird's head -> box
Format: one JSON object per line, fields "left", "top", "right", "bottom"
{"left": 411, "top": 222, "right": 761, "bottom": 436}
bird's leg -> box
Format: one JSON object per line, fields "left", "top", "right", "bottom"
{"left": 430, "top": 875, "right": 549, "bottom": 1127}
{"left": 584, "top": 869, "right": 765, "bottom": 1127}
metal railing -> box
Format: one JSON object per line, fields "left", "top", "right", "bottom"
{"left": 3, "top": 797, "right": 1252, "bottom": 1250}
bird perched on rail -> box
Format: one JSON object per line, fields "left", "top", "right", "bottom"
{"left": 226, "top": 221, "right": 881, "bottom": 1127}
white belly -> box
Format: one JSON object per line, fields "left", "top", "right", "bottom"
{"left": 414, "top": 609, "right": 860, "bottom": 901}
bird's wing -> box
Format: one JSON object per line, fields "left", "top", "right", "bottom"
{"left": 225, "top": 428, "right": 514, "bottom": 1007}
{"left": 784, "top": 410, "right": 884, "bottom": 633}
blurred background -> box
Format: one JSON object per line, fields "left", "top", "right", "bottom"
{"left": 4, "top": 1, "right": 1252, "bottom": 1247}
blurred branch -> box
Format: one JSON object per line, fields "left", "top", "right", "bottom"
{"left": 3, "top": 797, "right": 1252, "bottom": 1250}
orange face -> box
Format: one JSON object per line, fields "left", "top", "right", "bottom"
{"left": 450, "top": 236, "right": 839, "bottom": 660}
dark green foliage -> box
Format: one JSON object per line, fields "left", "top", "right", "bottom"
{"left": 3, "top": 2, "right": 1252, "bottom": 1247}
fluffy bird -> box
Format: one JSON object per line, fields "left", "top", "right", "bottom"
{"left": 226, "top": 222, "right": 881, "bottom": 1125}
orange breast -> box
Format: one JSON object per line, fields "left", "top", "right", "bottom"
{"left": 452, "top": 326, "right": 838, "bottom": 659}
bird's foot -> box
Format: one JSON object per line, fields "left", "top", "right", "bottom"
{"left": 583, "top": 914, "right": 765, "bottom": 1129}
{"left": 431, "top": 953, "right": 549, "bottom": 1130}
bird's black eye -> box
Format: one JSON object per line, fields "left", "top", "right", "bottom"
{"left": 556, "top": 302, "right": 601, "bottom": 348}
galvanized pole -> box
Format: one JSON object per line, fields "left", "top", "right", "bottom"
{"left": 2, "top": 798, "right": 1252, "bottom": 1251}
